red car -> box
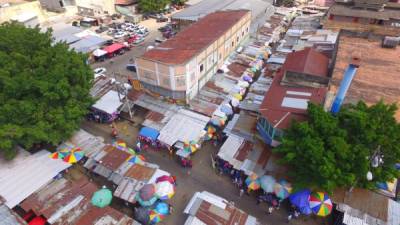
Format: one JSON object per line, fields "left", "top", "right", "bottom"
{"left": 127, "top": 35, "right": 138, "bottom": 44}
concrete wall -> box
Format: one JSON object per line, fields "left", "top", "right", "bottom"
{"left": 136, "top": 11, "right": 251, "bottom": 102}
{"left": 0, "top": 1, "right": 47, "bottom": 24}
{"left": 75, "top": 0, "right": 115, "bottom": 15}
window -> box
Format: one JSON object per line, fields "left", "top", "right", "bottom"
{"left": 237, "top": 36, "right": 239, "bottom": 42}
{"left": 199, "top": 64, "right": 204, "bottom": 73}
{"left": 176, "top": 76, "right": 185, "bottom": 86}
{"left": 246, "top": 27, "right": 249, "bottom": 32}
{"left": 231, "top": 41, "right": 234, "bottom": 47}
{"left": 162, "top": 77, "right": 170, "bottom": 86}
{"left": 242, "top": 31, "right": 244, "bottom": 37}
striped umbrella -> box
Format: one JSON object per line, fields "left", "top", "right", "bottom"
{"left": 127, "top": 154, "right": 146, "bottom": 164}
{"left": 309, "top": 192, "right": 333, "bottom": 217}
{"left": 149, "top": 210, "right": 165, "bottom": 224}
{"left": 115, "top": 140, "right": 127, "bottom": 150}
{"left": 274, "top": 180, "right": 292, "bottom": 200}
{"left": 63, "top": 148, "right": 84, "bottom": 164}
{"left": 155, "top": 181, "right": 175, "bottom": 200}
{"left": 245, "top": 173, "right": 260, "bottom": 191}
{"left": 49, "top": 151, "right": 67, "bottom": 159}
{"left": 136, "top": 184, "right": 158, "bottom": 207}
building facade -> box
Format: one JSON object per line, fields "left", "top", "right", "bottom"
{"left": 136, "top": 10, "right": 251, "bottom": 103}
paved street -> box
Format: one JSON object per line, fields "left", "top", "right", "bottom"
{"left": 91, "top": 19, "right": 167, "bottom": 82}
{"left": 81, "top": 117, "right": 324, "bottom": 225}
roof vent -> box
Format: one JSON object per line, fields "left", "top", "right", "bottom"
{"left": 382, "top": 36, "right": 399, "bottom": 48}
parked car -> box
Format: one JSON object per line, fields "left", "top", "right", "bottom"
{"left": 94, "top": 67, "right": 106, "bottom": 76}
{"left": 133, "top": 38, "right": 145, "bottom": 45}
{"left": 95, "top": 26, "right": 109, "bottom": 33}
{"left": 104, "top": 39, "right": 114, "bottom": 46}
{"left": 114, "top": 31, "right": 127, "bottom": 39}
{"left": 157, "top": 16, "right": 168, "bottom": 23}
{"left": 72, "top": 21, "right": 79, "bottom": 27}
{"left": 126, "top": 64, "right": 136, "bottom": 72}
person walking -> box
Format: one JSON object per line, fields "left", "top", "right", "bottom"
{"left": 239, "top": 188, "right": 244, "bottom": 198}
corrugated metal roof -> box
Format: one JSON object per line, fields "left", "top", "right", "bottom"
{"left": 141, "top": 10, "right": 249, "bottom": 65}
{"left": 0, "top": 149, "right": 71, "bottom": 208}
{"left": 0, "top": 199, "right": 26, "bottom": 225}
{"left": 158, "top": 109, "right": 210, "bottom": 146}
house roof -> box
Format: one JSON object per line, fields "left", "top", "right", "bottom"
{"left": 184, "top": 191, "right": 259, "bottom": 225}
{"left": 0, "top": 196, "right": 26, "bottom": 225}
{"left": 99, "top": 147, "right": 131, "bottom": 171}
{"left": 0, "top": 149, "right": 71, "bottom": 208}
{"left": 328, "top": 4, "right": 400, "bottom": 20}
{"left": 284, "top": 47, "right": 329, "bottom": 77}
{"left": 140, "top": 10, "right": 249, "bottom": 65}
{"left": 330, "top": 32, "right": 400, "bottom": 121}
{"left": 172, "top": 0, "right": 272, "bottom": 22}
{"left": 259, "top": 48, "right": 328, "bottom": 130}
{"left": 332, "top": 188, "right": 394, "bottom": 224}
{"left": 20, "top": 178, "right": 138, "bottom": 225}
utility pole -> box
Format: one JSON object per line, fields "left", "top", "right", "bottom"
{"left": 113, "top": 72, "right": 134, "bottom": 120}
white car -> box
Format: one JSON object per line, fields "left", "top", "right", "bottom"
{"left": 114, "top": 32, "right": 126, "bottom": 39}
{"left": 133, "top": 38, "right": 145, "bottom": 45}
{"left": 94, "top": 67, "right": 106, "bottom": 77}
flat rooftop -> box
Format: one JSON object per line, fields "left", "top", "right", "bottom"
{"left": 140, "top": 10, "right": 249, "bottom": 65}
{"left": 330, "top": 32, "right": 400, "bottom": 120}
{"left": 328, "top": 3, "right": 400, "bottom": 20}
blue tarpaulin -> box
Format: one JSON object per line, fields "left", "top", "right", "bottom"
{"left": 139, "top": 127, "right": 159, "bottom": 141}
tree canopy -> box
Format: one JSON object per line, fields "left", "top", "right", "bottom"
{"left": 274, "top": 101, "right": 400, "bottom": 193}
{"left": 139, "top": 0, "right": 171, "bottom": 13}
{"left": 0, "top": 22, "right": 93, "bottom": 159}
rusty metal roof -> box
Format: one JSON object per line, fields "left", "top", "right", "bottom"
{"left": 20, "top": 178, "right": 139, "bottom": 225}
{"left": 259, "top": 48, "right": 329, "bottom": 129}
{"left": 140, "top": 10, "right": 250, "bottom": 65}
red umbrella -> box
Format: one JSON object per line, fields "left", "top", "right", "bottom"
{"left": 29, "top": 217, "right": 46, "bottom": 225}
{"left": 155, "top": 175, "right": 174, "bottom": 184}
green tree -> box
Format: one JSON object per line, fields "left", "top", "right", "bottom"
{"left": 171, "top": 0, "right": 187, "bottom": 5}
{"left": 274, "top": 102, "right": 400, "bottom": 193}
{"left": 0, "top": 22, "right": 93, "bottom": 160}
{"left": 139, "top": 0, "right": 170, "bottom": 13}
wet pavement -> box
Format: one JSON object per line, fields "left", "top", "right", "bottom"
{"left": 80, "top": 111, "right": 326, "bottom": 225}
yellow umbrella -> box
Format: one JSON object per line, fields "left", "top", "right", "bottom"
{"left": 232, "top": 93, "right": 242, "bottom": 101}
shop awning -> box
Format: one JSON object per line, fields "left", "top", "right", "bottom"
{"left": 92, "top": 48, "right": 107, "bottom": 57}
{"left": 103, "top": 43, "right": 125, "bottom": 54}
{"left": 139, "top": 127, "right": 159, "bottom": 141}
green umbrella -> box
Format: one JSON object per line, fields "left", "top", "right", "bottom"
{"left": 91, "top": 187, "right": 112, "bottom": 208}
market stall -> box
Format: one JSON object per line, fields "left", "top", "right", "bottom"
{"left": 91, "top": 90, "right": 124, "bottom": 123}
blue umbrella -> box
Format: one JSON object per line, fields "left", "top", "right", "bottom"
{"left": 154, "top": 202, "right": 169, "bottom": 215}
{"left": 289, "top": 189, "right": 312, "bottom": 215}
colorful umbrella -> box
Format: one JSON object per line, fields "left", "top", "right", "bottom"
{"left": 63, "top": 148, "right": 84, "bottom": 164}
{"left": 91, "top": 187, "right": 112, "bottom": 208}
{"left": 309, "top": 192, "right": 333, "bottom": 217}
{"left": 137, "top": 184, "right": 158, "bottom": 207}
{"left": 245, "top": 173, "right": 260, "bottom": 191}
{"left": 232, "top": 93, "right": 242, "bottom": 101}
{"left": 154, "top": 202, "right": 170, "bottom": 215}
{"left": 259, "top": 175, "right": 276, "bottom": 193}
{"left": 149, "top": 210, "right": 165, "bottom": 224}
{"left": 28, "top": 217, "right": 46, "bottom": 225}
{"left": 230, "top": 98, "right": 240, "bottom": 107}
{"left": 115, "top": 140, "right": 127, "bottom": 150}
{"left": 127, "top": 154, "right": 146, "bottom": 164}
{"left": 207, "top": 125, "right": 216, "bottom": 134}
{"left": 274, "top": 180, "right": 292, "bottom": 200}
{"left": 155, "top": 181, "right": 175, "bottom": 200}
{"left": 156, "top": 175, "right": 175, "bottom": 184}
{"left": 289, "top": 189, "right": 312, "bottom": 215}
{"left": 49, "top": 151, "right": 67, "bottom": 159}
